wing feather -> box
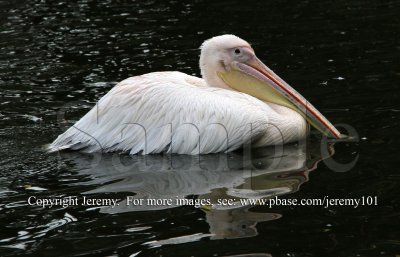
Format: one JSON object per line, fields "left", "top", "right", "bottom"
{"left": 49, "top": 71, "right": 290, "bottom": 154}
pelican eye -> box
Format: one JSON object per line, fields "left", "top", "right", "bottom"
{"left": 234, "top": 48, "right": 241, "bottom": 54}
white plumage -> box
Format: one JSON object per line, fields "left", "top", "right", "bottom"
{"left": 49, "top": 35, "right": 313, "bottom": 155}
{"left": 49, "top": 71, "right": 306, "bottom": 154}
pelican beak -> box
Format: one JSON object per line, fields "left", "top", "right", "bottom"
{"left": 217, "top": 56, "right": 342, "bottom": 138}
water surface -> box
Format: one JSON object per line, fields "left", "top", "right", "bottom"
{"left": 0, "top": 0, "right": 399, "bottom": 256}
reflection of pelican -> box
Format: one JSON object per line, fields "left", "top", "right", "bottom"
{"left": 49, "top": 35, "right": 341, "bottom": 154}
{"left": 70, "top": 144, "right": 313, "bottom": 213}
{"left": 60, "top": 141, "right": 334, "bottom": 239}
{"left": 204, "top": 206, "right": 281, "bottom": 239}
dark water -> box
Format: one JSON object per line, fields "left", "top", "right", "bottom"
{"left": 1, "top": 0, "right": 399, "bottom": 256}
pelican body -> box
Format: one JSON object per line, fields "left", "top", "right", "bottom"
{"left": 49, "top": 35, "right": 341, "bottom": 155}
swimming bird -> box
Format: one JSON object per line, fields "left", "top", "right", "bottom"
{"left": 49, "top": 35, "right": 341, "bottom": 155}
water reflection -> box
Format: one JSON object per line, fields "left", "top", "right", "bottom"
{"left": 58, "top": 140, "right": 333, "bottom": 239}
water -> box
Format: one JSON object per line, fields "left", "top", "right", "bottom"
{"left": 0, "top": 0, "right": 399, "bottom": 256}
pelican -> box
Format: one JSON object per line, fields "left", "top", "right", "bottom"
{"left": 49, "top": 35, "right": 341, "bottom": 155}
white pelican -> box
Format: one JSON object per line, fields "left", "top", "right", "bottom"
{"left": 49, "top": 35, "right": 341, "bottom": 155}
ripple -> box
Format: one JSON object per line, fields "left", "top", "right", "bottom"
{"left": 143, "top": 233, "right": 211, "bottom": 248}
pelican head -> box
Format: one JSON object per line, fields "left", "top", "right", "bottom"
{"left": 199, "top": 34, "right": 341, "bottom": 139}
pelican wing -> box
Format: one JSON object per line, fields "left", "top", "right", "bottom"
{"left": 49, "top": 71, "right": 301, "bottom": 155}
